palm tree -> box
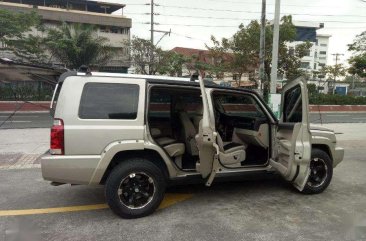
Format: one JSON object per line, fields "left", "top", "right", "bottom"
{"left": 45, "top": 23, "right": 115, "bottom": 70}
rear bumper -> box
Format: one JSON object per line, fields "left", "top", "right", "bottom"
{"left": 41, "top": 153, "right": 101, "bottom": 185}
{"left": 333, "top": 147, "right": 344, "bottom": 167}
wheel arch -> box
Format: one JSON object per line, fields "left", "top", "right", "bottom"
{"left": 312, "top": 144, "right": 333, "bottom": 161}
{"left": 99, "top": 149, "right": 171, "bottom": 185}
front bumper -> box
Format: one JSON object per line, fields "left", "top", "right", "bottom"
{"left": 41, "top": 152, "right": 101, "bottom": 185}
{"left": 333, "top": 147, "right": 344, "bottom": 167}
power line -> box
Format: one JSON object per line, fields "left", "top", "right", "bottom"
{"left": 128, "top": 13, "right": 256, "bottom": 21}
{"left": 134, "top": 22, "right": 366, "bottom": 29}
{"left": 170, "top": 32, "right": 207, "bottom": 42}
{"left": 203, "top": 0, "right": 345, "bottom": 8}
{"left": 156, "top": 3, "right": 366, "bottom": 18}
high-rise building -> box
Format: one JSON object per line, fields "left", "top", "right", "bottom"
{"left": 286, "top": 21, "right": 331, "bottom": 73}
{"left": 0, "top": 0, "right": 132, "bottom": 73}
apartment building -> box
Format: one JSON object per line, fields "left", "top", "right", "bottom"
{"left": 0, "top": 0, "right": 132, "bottom": 73}
{"left": 286, "top": 21, "right": 331, "bottom": 73}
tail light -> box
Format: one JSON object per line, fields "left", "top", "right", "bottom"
{"left": 50, "top": 118, "right": 64, "bottom": 155}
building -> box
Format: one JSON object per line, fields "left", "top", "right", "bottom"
{"left": 286, "top": 21, "right": 331, "bottom": 74}
{"left": 0, "top": 0, "right": 132, "bottom": 73}
{"left": 171, "top": 47, "right": 256, "bottom": 87}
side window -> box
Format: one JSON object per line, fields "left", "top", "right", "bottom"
{"left": 215, "top": 93, "right": 266, "bottom": 118}
{"left": 149, "top": 91, "right": 171, "bottom": 118}
{"left": 283, "top": 85, "right": 302, "bottom": 123}
{"left": 79, "top": 83, "right": 139, "bottom": 119}
{"left": 175, "top": 94, "right": 202, "bottom": 116}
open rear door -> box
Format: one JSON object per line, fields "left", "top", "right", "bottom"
{"left": 270, "top": 77, "right": 312, "bottom": 191}
{"left": 195, "top": 76, "right": 217, "bottom": 185}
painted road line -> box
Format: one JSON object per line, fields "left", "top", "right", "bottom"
{"left": 0, "top": 116, "right": 39, "bottom": 118}
{"left": 0, "top": 193, "right": 193, "bottom": 217}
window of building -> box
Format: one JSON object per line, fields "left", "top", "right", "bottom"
{"left": 319, "top": 57, "right": 326, "bottom": 60}
{"left": 314, "top": 52, "right": 318, "bottom": 58}
{"left": 300, "top": 62, "right": 310, "bottom": 69}
{"left": 289, "top": 47, "right": 295, "bottom": 55}
{"left": 304, "top": 49, "right": 311, "bottom": 56}
{"left": 319, "top": 51, "right": 327, "bottom": 55}
{"left": 79, "top": 83, "right": 139, "bottom": 119}
{"left": 0, "top": 41, "right": 7, "bottom": 48}
{"left": 314, "top": 63, "right": 317, "bottom": 70}
{"left": 319, "top": 63, "right": 326, "bottom": 67}
{"left": 320, "top": 43, "right": 327, "bottom": 47}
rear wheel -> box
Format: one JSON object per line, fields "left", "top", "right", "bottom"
{"left": 105, "top": 158, "right": 166, "bottom": 218}
{"left": 301, "top": 148, "right": 333, "bottom": 194}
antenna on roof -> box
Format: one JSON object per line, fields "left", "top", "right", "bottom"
{"left": 190, "top": 72, "right": 199, "bottom": 82}
{"left": 78, "top": 65, "right": 91, "bottom": 75}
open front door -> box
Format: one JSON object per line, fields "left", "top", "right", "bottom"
{"left": 270, "top": 77, "right": 312, "bottom": 191}
{"left": 195, "top": 76, "right": 217, "bottom": 185}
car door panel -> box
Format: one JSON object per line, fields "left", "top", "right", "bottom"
{"left": 270, "top": 77, "right": 312, "bottom": 191}
{"left": 195, "top": 76, "right": 216, "bottom": 180}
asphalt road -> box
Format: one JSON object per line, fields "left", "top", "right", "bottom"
{"left": 1, "top": 112, "right": 366, "bottom": 129}
{"left": 0, "top": 133, "right": 365, "bottom": 241}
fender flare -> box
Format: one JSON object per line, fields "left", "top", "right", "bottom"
{"left": 89, "top": 140, "right": 177, "bottom": 184}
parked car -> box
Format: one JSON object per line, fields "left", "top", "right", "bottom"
{"left": 42, "top": 72, "right": 344, "bottom": 219}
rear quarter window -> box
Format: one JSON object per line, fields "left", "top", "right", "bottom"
{"left": 78, "top": 83, "right": 139, "bottom": 119}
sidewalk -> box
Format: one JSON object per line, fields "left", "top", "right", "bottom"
{"left": 0, "top": 128, "right": 49, "bottom": 170}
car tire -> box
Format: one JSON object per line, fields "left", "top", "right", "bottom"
{"left": 301, "top": 148, "right": 333, "bottom": 194}
{"left": 105, "top": 158, "right": 166, "bottom": 219}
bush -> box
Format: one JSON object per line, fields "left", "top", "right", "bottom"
{"left": 309, "top": 94, "right": 366, "bottom": 105}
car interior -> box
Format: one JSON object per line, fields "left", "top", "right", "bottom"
{"left": 147, "top": 86, "right": 270, "bottom": 171}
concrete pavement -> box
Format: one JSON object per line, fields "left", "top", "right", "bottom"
{"left": 0, "top": 128, "right": 48, "bottom": 169}
{"left": 0, "top": 124, "right": 365, "bottom": 241}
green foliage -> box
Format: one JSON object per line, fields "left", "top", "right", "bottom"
{"left": 310, "top": 94, "right": 366, "bottom": 105}
{"left": 0, "top": 9, "right": 45, "bottom": 62}
{"left": 207, "top": 15, "right": 312, "bottom": 88}
{"left": 0, "top": 82, "right": 53, "bottom": 101}
{"left": 348, "top": 31, "right": 366, "bottom": 78}
{"left": 44, "top": 23, "right": 115, "bottom": 69}
{"left": 129, "top": 36, "right": 163, "bottom": 75}
{"left": 0, "top": 9, "right": 40, "bottom": 42}
{"left": 156, "top": 51, "right": 190, "bottom": 76}
{"left": 321, "top": 64, "right": 347, "bottom": 80}
{"left": 348, "top": 53, "right": 366, "bottom": 78}
{"left": 307, "top": 83, "right": 317, "bottom": 96}
{"left": 8, "top": 35, "right": 48, "bottom": 63}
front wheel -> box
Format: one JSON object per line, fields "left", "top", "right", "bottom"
{"left": 105, "top": 158, "right": 166, "bottom": 218}
{"left": 301, "top": 148, "right": 333, "bottom": 194}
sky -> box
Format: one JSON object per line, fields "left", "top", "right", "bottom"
{"left": 107, "top": 0, "right": 366, "bottom": 66}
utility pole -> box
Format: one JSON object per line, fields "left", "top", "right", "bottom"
{"left": 150, "top": 0, "right": 154, "bottom": 75}
{"left": 270, "top": 0, "right": 281, "bottom": 94}
{"left": 150, "top": 0, "right": 154, "bottom": 45}
{"left": 259, "top": 0, "right": 266, "bottom": 91}
{"left": 331, "top": 53, "right": 344, "bottom": 94}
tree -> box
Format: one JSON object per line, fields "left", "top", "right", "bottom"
{"left": 129, "top": 37, "right": 159, "bottom": 75}
{"left": 348, "top": 31, "right": 366, "bottom": 78}
{"left": 0, "top": 9, "right": 45, "bottom": 62}
{"left": 156, "top": 51, "right": 190, "bottom": 77}
{"left": 207, "top": 16, "right": 312, "bottom": 90}
{"left": 129, "top": 36, "right": 187, "bottom": 75}
{"left": 44, "top": 23, "right": 115, "bottom": 69}
{"left": 321, "top": 64, "right": 347, "bottom": 80}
